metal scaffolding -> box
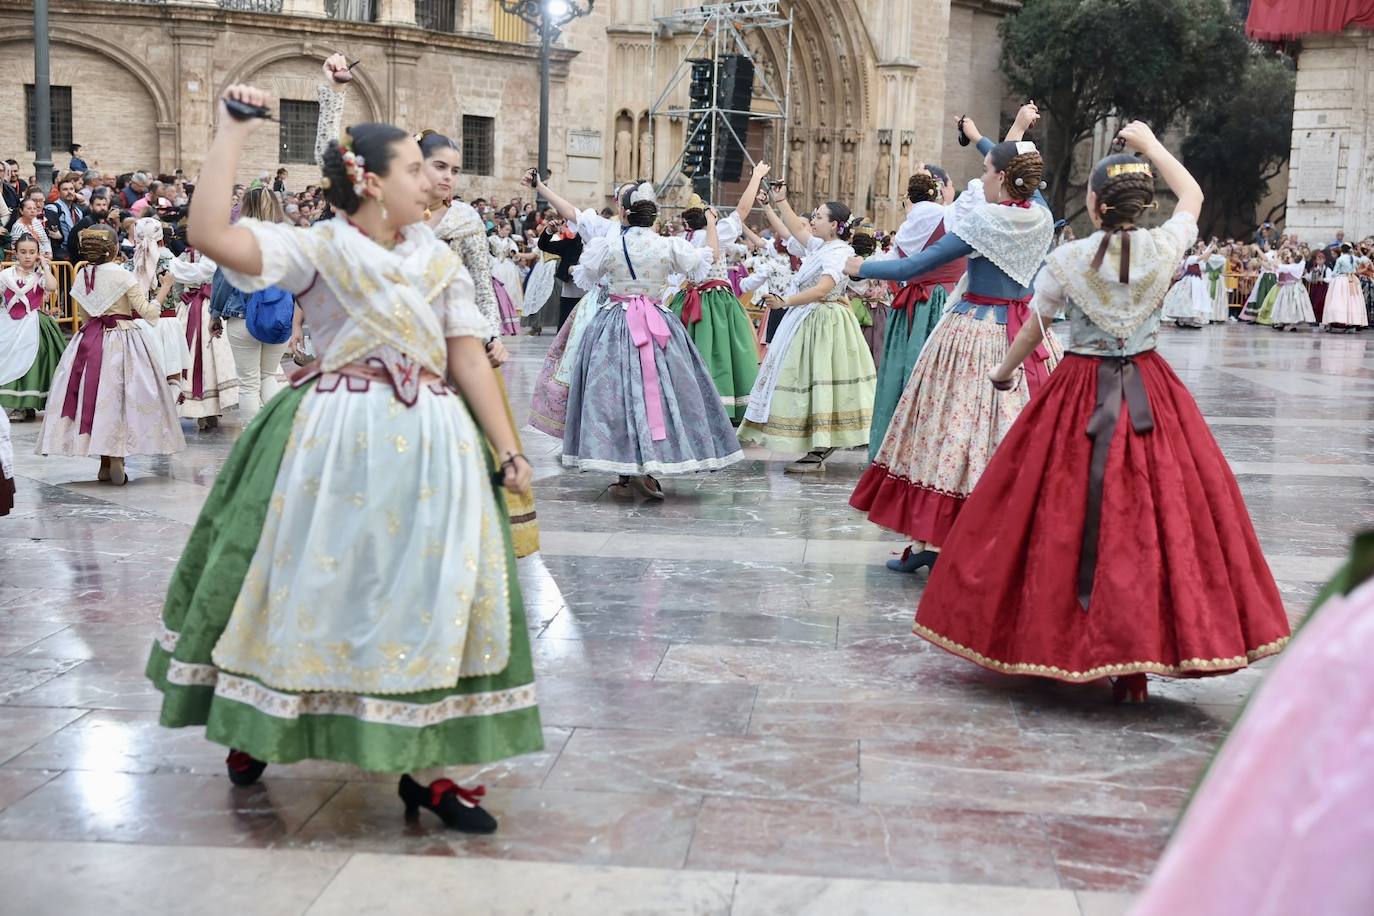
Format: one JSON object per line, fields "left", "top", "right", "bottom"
{"left": 648, "top": 0, "right": 793, "bottom": 204}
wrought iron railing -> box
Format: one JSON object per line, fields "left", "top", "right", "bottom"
{"left": 416, "top": 0, "right": 456, "bottom": 31}
{"left": 325, "top": 0, "right": 376, "bottom": 22}
{"left": 218, "top": 0, "right": 284, "bottom": 11}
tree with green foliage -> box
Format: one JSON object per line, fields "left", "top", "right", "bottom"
{"left": 1181, "top": 49, "right": 1295, "bottom": 238}
{"left": 998, "top": 0, "right": 1250, "bottom": 219}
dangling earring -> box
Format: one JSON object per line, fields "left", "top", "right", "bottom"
{"left": 376, "top": 190, "right": 388, "bottom": 222}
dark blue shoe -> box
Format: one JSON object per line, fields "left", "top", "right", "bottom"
{"left": 886, "top": 547, "right": 938, "bottom": 573}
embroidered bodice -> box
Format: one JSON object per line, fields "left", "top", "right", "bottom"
{"left": 785, "top": 236, "right": 855, "bottom": 302}
{"left": 1, "top": 266, "right": 50, "bottom": 314}
{"left": 71, "top": 263, "right": 157, "bottom": 322}
{"left": 572, "top": 227, "right": 708, "bottom": 299}
{"left": 1033, "top": 211, "right": 1198, "bottom": 357}
{"left": 433, "top": 203, "right": 499, "bottom": 338}
{"left": 1333, "top": 253, "right": 1357, "bottom": 276}
{"left": 221, "top": 216, "right": 485, "bottom": 381}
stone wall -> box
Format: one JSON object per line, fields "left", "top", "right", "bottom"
{"left": 1283, "top": 30, "right": 1373, "bottom": 242}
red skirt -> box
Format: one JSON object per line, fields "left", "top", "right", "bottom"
{"left": 914, "top": 351, "right": 1290, "bottom": 681}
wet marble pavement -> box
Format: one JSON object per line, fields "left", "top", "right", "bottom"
{"left": 1, "top": 324, "right": 1370, "bottom": 916}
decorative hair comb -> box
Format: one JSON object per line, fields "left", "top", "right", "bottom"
{"left": 1106, "top": 162, "right": 1152, "bottom": 179}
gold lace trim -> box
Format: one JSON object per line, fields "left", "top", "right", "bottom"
{"left": 912, "top": 622, "right": 1289, "bottom": 681}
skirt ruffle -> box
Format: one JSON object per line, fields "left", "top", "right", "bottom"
{"left": 0, "top": 311, "right": 66, "bottom": 410}
{"left": 668, "top": 287, "right": 760, "bottom": 422}
{"left": 37, "top": 326, "right": 186, "bottom": 458}
{"left": 914, "top": 351, "right": 1290, "bottom": 681}
{"left": 851, "top": 305, "right": 1059, "bottom": 546}
{"left": 145, "top": 382, "right": 543, "bottom": 772}
{"left": 563, "top": 304, "right": 744, "bottom": 475}
{"left": 737, "top": 301, "right": 877, "bottom": 453}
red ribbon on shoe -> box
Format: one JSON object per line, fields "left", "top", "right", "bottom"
{"left": 679, "top": 279, "right": 732, "bottom": 325}
{"left": 429, "top": 779, "right": 487, "bottom": 809}
{"left": 181, "top": 285, "right": 210, "bottom": 399}
{"left": 61, "top": 314, "right": 122, "bottom": 435}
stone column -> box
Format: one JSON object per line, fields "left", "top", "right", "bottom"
{"left": 168, "top": 23, "right": 218, "bottom": 174}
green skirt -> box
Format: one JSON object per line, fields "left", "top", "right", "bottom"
{"left": 1256, "top": 282, "right": 1280, "bottom": 326}
{"left": 868, "top": 285, "right": 948, "bottom": 462}
{"left": 737, "top": 301, "right": 877, "bottom": 452}
{"left": 669, "top": 287, "right": 760, "bottom": 422}
{"left": 0, "top": 312, "right": 67, "bottom": 410}
{"left": 145, "top": 384, "right": 543, "bottom": 773}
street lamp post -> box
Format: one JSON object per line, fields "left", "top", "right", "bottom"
{"left": 496, "top": 0, "right": 595, "bottom": 207}
{"left": 33, "top": 0, "right": 53, "bottom": 192}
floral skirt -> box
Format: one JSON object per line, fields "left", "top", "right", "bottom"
{"left": 1161, "top": 276, "right": 1210, "bottom": 323}
{"left": 1268, "top": 284, "right": 1316, "bottom": 326}
{"left": 737, "top": 301, "right": 877, "bottom": 453}
{"left": 528, "top": 290, "right": 600, "bottom": 439}
{"left": 0, "top": 311, "right": 66, "bottom": 410}
{"left": 914, "top": 350, "right": 1289, "bottom": 681}
{"left": 38, "top": 325, "right": 186, "bottom": 458}
{"left": 668, "top": 287, "right": 760, "bottom": 422}
{"left": 179, "top": 300, "right": 239, "bottom": 419}
{"left": 146, "top": 380, "right": 542, "bottom": 772}
{"left": 869, "top": 285, "right": 948, "bottom": 463}
{"left": 850, "top": 303, "right": 1060, "bottom": 548}
{"left": 562, "top": 304, "right": 744, "bottom": 476}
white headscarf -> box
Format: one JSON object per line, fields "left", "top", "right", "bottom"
{"left": 132, "top": 217, "right": 164, "bottom": 293}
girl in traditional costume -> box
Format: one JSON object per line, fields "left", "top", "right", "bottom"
{"left": 1262, "top": 251, "right": 1315, "bottom": 331}
{"left": 847, "top": 224, "right": 892, "bottom": 370}
{"left": 316, "top": 54, "right": 539, "bottom": 558}
{"left": 867, "top": 167, "right": 970, "bottom": 462}
{"left": 665, "top": 167, "right": 767, "bottom": 422}
{"left": 489, "top": 221, "right": 525, "bottom": 335}
{"left": 171, "top": 247, "right": 239, "bottom": 428}
{"left": 37, "top": 226, "right": 185, "bottom": 484}
{"left": 1323, "top": 244, "right": 1368, "bottom": 331}
{"left": 560, "top": 182, "right": 744, "bottom": 496}
{"left": 736, "top": 174, "right": 875, "bottom": 473}
{"left": 913, "top": 122, "right": 1289, "bottom": 704}
{"left": 846, "top": 107, "right": 1061, "bottom": 573}
{"left": 146, "top": 85, "right": 540, "bottom": 834}
{"left": 1161, "top": 241, "right": 1213, "bottom": 329}
{"left": 1306, "top": 250, "right": 1330, "bottom": 324}
{"left": 1204, "top": 245, "right": 1229, "bottom": 322}
{"left": 0, "top": 236, "right": 65, "bottom": 420}
{"left": 129, "top": 217, "right": 188, "bottom": 389}
{"left": 1239, "top": 250, "right": 1278, "bottom": 322}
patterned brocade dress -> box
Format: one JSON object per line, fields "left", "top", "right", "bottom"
{"left": 146, "top": 217, "right": 542, "bottom": 773}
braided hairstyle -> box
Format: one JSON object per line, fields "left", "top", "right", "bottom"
{"left": 78, "top": 225, "right": 119, "bottom": 264}
{"left": 618, "top": 185, "right": 658, "bottom": 228}
{"left": 1086, "top": 153, "right": 1157, "bottom": 283}
{"left": 681, "top": 207, "right": 707, "bottom": 231}
{"left": 906, "top": 172, "right": 941, "bottom": 204}
{"left": 988, "top": 141, "right": 1044, "bottom": 202}
{"left": 820, "top": 201, "right": 857, "bottom": 240}
{"left": 851, "top": 232, "right": 877, "bottom": 257}
{"left": 1088, "top": 153, "right": 1156, "bottom": 231}
{"left": 321, "top": 122, "right": 411, "bottom": 215}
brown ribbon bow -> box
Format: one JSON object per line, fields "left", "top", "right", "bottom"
{"left": 1078, "top": 355, "right": 1155, "bottom": 610}
{"left": 1090, "top": 226, "right": 1134, "bottom": 284}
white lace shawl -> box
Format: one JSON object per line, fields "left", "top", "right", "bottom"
{"left": 952, "top": 200, "right": 1054, "bottom": 288}
{"left": 71, "top": 263, "right": 138, "bottom": 317}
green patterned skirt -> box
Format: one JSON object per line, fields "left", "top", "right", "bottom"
{"left": 669, "top": 286, "right": 760, "bottom": 422}
{"left": 868, "top": 285, "right": 948, "bottom": 462}
{"left": 0, "top": 311, "right": 67, "bottom": 410}
{"left": 145, "top": 382, "right": 543, "bottom": 773}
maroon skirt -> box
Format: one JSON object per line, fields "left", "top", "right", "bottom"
{"left": 0, "top": 468, "right": 13, "bottom": 517}
{"left": 914, "top": 351, "right": 1290, "bottom": 681}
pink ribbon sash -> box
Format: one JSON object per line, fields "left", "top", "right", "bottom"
{"left": 61, "top": 314, "right": 122, "bottom": 435}
{"left": 614, "top": 294, "right": 671, "bottom": 442}
{"left": 491, "top": 277, "right": 520, "bottom": 335}
{"left": 181, "top": 285, "right": 210, "bottom": 399}
{"left": 5, "top": 283, "right": 45, "bottom": 320}
{"left": 727, "top": 263, "right": 748, "bottom": 297}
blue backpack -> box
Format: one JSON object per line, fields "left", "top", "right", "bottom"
{"left": 245, "top": 285, "right": 294, "bottom": 345}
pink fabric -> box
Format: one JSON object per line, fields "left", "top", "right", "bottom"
{"left": 614, "top": 294, "right": 670, "bottom": 442}
{"left": 1129, "top": 578, "right": 1374, "bottom": 915}
{"left": 728, "top": 263, "right": 748, "bottom": 297}
{"left": 61, "top": 314, "right": 121, "bottom": 435}
{"left": 181, "top": 285, "right": 210, "bottom": 399}
{"left": 5, "top": 282, "right": 45, "bottom": 319}
{"left": 962, "top": 291, "right": 1051, "bottom": 398}
{"left": 491, "top": 277, "right": 520, "bottom": 336}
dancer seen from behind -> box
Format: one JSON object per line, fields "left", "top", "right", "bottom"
{"left": 665, "top": 167, "right": 766, "bottom": 422}
{"left": 847, "top": 224, "right": 893, "bottom": 370}
{"left": 146, "top": 85, "right": 540, "bottom": 834}
{"left": 560, "top": 182, "right": 743, "bottom": 497}
{"left": 316, "top": 52, "right": 539, "bottom": 557}
{"left": 1161, "top": 240, "right": 1214, "bottom": 329}
{"left": 128, "top": 217, "right": 188, "bottom": 392}
{"left": 37, "top": 226, "right": 186, "bottom": 484}
{"left": 847, "top": 105, "right": 1061, "bottom": 573}
{"left": 171, "top": 245, "right": 239, "bottom": 428}
{"left": 1258, "top": 250, "right": 1315, "bottom": 331}
{"left": 867, "top": 165, "right": 970, "bottom": 461}
{"left": 0, "top": 236, "right": 65, "bottom": 420}
{"left": 737, "top": 168, "right": 876, "bottom": 473}
{"left": 914, "top": 121, "right": 1290, "bottom": 704}
{"left": 1323, "top": 244, "right": 1368, "bottom": 332}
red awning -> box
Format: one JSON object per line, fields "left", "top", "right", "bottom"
{"left": 1246, "top": 0, "right": 1374, "bottom": 40}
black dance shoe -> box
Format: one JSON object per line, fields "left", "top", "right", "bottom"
{"left": 226, "top": 749, "right": 267, "bottom": 786}
{"left": 398, "top": 774, "right": 498, "bottom": 834}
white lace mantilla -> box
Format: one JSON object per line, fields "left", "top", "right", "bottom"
{"left": 1044, "top": 212, "right": 1198, "bottom": 340}
{"left": 952, "top": 202, "right": 1053, "bottom": 287}
{"left": 71, "top": 264, "right": 137, "bottom": 317}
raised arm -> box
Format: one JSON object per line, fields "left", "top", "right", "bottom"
{"left": 525, "top": 170, "right": 580, "bottom": 224}
{"left": 759, "top": 202, "right": 790, "bottom": 243}
{"left": 772, "top": 191, "right": 813, "bottom": 247}
{"left": 848, "top": 230, "right": 973, "bottom": 281}
{"left": 705, "top": 208, "right": 721, "bottom": 265}
{"left": 188, "top": 86, "right": 267, "bottom": 274}
{"left": 735, "top": 161, "right": 770, "bottom": 225}
{"left": 1117, "top": 121, "right": 1202, "bottom": 221}
{"left": 315, "top": 54, "right": 351, "bottom": 171}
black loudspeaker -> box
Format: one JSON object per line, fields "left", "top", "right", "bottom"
{"left": 684, "top": 58, "right": 714, "bottom": 187}
{"left": 714, "top": 55, "right": 754, "bottom": 183}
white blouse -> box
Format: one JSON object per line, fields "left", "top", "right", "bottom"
{"left": 572, "top": 226, "right": 709, "bottom": 299}
{"left": 785, "top": 236, "right": 855, "bottom": 301}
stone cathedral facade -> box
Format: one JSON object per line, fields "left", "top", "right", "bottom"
{"left": 0, "top": 0, "right": 1015, "bottom": 229}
